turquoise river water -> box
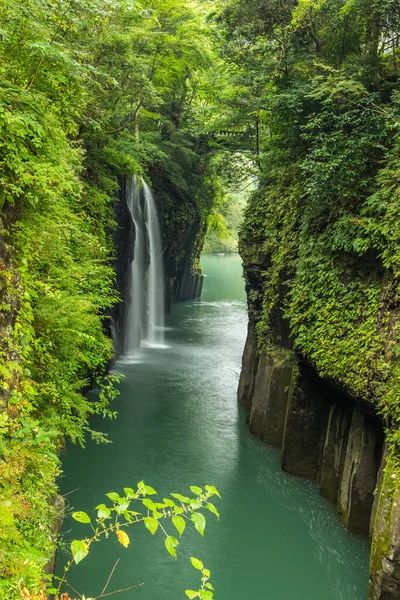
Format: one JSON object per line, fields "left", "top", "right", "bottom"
{"left": 57, "top": 253, "right": 369, "bottom": 600}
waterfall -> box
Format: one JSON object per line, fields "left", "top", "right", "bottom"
{"left": 124, "top": 176, "right": 165, "bottom": 353}
{"left": 142, "top": 180, "right": 165, "bottom": 346}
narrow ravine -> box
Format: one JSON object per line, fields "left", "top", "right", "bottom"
{"left": 58, "top": 254, "right": 369, "bottom": 600}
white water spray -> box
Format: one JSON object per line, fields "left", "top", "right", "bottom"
{"left": 142, "top": 179, "right": 165, "bottom": 346}
{"left": 124, "top": 177, "right": 165, "bottom": 352}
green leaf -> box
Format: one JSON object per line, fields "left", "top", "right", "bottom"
{"left": 205, "top": 583, "right": 214, "bottom": 590}
{"left": 190, "top": 486, "right": 202, "bottom": 496}
{"left": 95, "top": 504, "right": 111, "bottom": 519}
{"left": 200, "top": 591, "right": 213, "bottom": 600}
{"left": 185, "top": 592, "right": 199, "bottom": 599}
{"left": 71, "top": 540, "right": 89, "bottom": 564}
{"left": 191, "top": 512, "right": 206, "bottom": 536}
{"left": 190, "top": 557, "right": 203, "bottom": 570}
{"left": 116, "top": 499, "right": 130, "bottom": 513}
{"left": 142, "top": 498, "right": 156, "bottom": 511}
{"left": 205, "top": 485, "right": 221, "bottom": 499}
{"left": 144, "top": 485, "right": 157, "bottom": 495}
{"left": 163, "top": 498, "right": 175, "bottom": 507}
{"left": 172, "top": 515, "right": 186, "bottom": 536}
{"left": 105, "top": 492, "right": 120, "bottom": 502}
{"left": 171, "top": 493, "right": 191, "bottom": 503}
{"left": 72, "top": 511, "right": 91, "bottom": 524}
{"left": 206, "top": 503, "right": 220, "bottom": 519}
{"left": 144, "top": 517, "right": 159, "bottom": 534}
{"left": 165, "top": 535, "right": 179, "bottom": 558}
{"left": 124, "top": 487, "right": 135, "bottom": 498}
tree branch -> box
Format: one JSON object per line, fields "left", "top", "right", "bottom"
{"left": 105, "top": 102, "right": 142, "bottom": 135}
{"left": 26, "top": 0, "right": 73, "bottom": 91}
{"left": 94, "top": 582, "right": 144, "bottom": 599}
{"left": 100, "top": 559, "right": 120, "bottom": 597}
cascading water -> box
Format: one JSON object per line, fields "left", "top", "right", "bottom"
{"left": 124, "top": 176, "right": 164, "bottom": 353}
{"left": 142, "top": 179, "right": 165, "bottom": 347}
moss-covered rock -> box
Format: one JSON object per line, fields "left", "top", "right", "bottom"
{"left": 370, "top": 454, "right": 400, "bottom": 600}
{"left": 337, "top": 409, "right": 383, "bottom": 534}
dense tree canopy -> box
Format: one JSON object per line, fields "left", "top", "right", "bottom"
{"left": 2, "top": 0, "right": 400, "bottom": 595}
{"left": 223, "top": 0, "right": 400, "bottom": 441}
{"left": 0, "top": 0, "right": 226, "bottom": 594}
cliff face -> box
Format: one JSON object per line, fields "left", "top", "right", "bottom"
{"left": 149, "top": 168, "right": 205, "bottom": 307}
{"left": 239, "top": 188, "right": 400, "bottom": 600}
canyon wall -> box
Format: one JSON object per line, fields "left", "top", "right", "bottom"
{"left": 238, "top": 320, "right": 400, "bottom": 599}
{"left": 239, "top": 203, "right": 400, "bottom": 599}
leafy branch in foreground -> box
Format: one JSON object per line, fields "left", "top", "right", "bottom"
{"left": 186, "top": 557, "right": 215, "bottom": 600}
{"left": 56, "top": 482, "right": 221, "bottom": 599}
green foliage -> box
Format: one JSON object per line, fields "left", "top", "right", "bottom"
{"left": 58, "top": 482, "right": 220, "bottom": 598}
{"left": 204, "top": 183, "right": 249, "bottom": 253}
{"left": 219, "top": 0, "right": 400, "bottom": 449}
{"left": 186, "top": 557, "right": 215, "bottom": 600}
{"left": 0, "top": 0, "right": 233, "bottom": 594}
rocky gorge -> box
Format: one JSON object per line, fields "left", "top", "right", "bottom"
{"left": 238, "top": 237, "right": 400, "bottom": 600}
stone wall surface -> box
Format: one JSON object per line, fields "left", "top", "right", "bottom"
{"left": 173, "top": 265, "right": 203, "bottom": 302}
{"left": 249, "top": 351, "right": 273, "bottom": 436}
{"left": 238, "top": 319, "right": 397, "bottom": 599}
{"left": 238, "top": 323, "right": 258, "bottom": 411}
{"left": 319, "top": 403, "right": 352, "bottom": 503}
{"left": 370, "top": 451, "right": 400, "bottom": 600}
{"left": 261, "top": 355, "right": 293, "bottom": 446}
{"left": 337, "top": 409, "right": 382, "bottom": 534}
{"left": 281, "top": 366, "right": 330, "bottom": 479}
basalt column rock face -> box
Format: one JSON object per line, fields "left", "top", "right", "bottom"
{"left": 149, "top": 168, "right": 207, "bottom": 308}
{"left": 261, "top": 352, "right": 294, "bottom": 446}
{"left": 238, "top": 323, "right": 384, "bottom": 507}
{"left": 319, "top": 403, "right": 352, "bottom": 504}
{"left": 249, "top": 350, "right": 274, "bottom": 436}
{"left": 281, "top": 366, "right": 331, "bottom": 479}
{"left": 337, "top": 409, "right": 383, "bottom": 534}
{"left": 248, "top": 346, "right": 295, "bottom": 446}
{"left": 173, "top": 262, "right": 203, "bottom": 302}
{"left": 370, "top": 451, "right": 400, "bottom": 600}
{"left": 238, "top": 323, "right": 259, "bottom": 412}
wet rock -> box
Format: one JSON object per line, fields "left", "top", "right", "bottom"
{"left": 319, "top": 403, "right": 352, "bottom": 503}
{"left": 337, "top": 409, "right": 382, "bottom": 534}
{"left": 174, "top": 266, "right": 203, "bottom": 301}
{"left": 249, "top": 350, "right": 273, "bottom": 436}
{"left": 238, "top": 323, "right": 259, "bottom": 409}
{"left": 281, "top": 367, "right": 330, "bottom": 479}
{"left": 261, "top": 351, "right": 294, "bottom": 446}
{"left": 369, "top": 453, "right": 400, "bottom": 600}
